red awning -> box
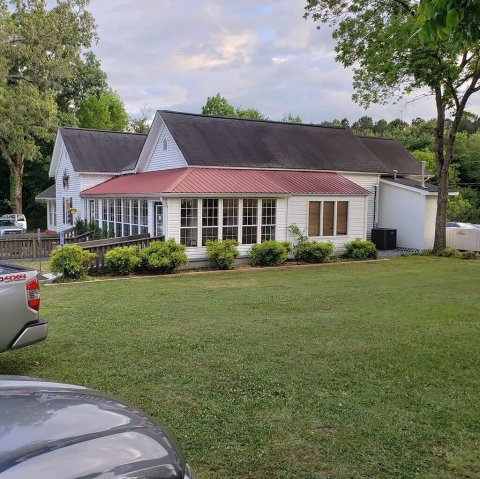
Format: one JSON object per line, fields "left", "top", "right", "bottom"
{"left": 81, "top": 168, "right": 370, "bottom": 196}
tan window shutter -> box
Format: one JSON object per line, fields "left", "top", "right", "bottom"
{"left": 308, "top": 202, "right": 320, "bottom": 236}
{"left": 336, "top": 201, "right": 348, "bottom": 235}
{"left": 323, "top": 201, "right": 334, "bottom": 236}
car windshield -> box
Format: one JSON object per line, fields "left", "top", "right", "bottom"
{"left": 0, "top": 220, "right": 16, "bottom": 227}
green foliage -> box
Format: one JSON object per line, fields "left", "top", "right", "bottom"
{"left": 104, "top": 246, "right": 140, "bottom": 275}
{"left": 250, "top": 240, "right": 292, "bottom": 266}
{"left": 344, "top": 239, "right": 378, "bottom": 260}
{"left": 447, "top": 194, "right": 473, "bottom": 221}
{"left": 282, "top": 112, "right": 302, "bottom": 123}
{"left": 206, "top": 240, "right": 240, "bottom": 270}
{"left": 288, "top": 223, "right": 310, "bottom": 262}
{"left": 436, "top": 247, "right": 460, "bottom": 257}
{"left": 74, "top": 218, "right": 88, "bottom": 235}
{"left": 77, "top": 89, "right": 129, "bottom": 131}
{"left": 50, "top": 244, "right": 96, "bottom": 279}
{"left": 298, "top": 241, "right": 334, "bottom": 263}
{"left": 139, "top": 239, "right": 188, "bottom": 274}
{"left": 462, "top": 250, "right": 480, "bottom": 260}
{"left": 202, "top": 93, "right": 267, "bottom": 120}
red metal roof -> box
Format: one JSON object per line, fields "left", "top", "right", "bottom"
{"left": 81, "top": 168, "right": 370, "bottom": 196}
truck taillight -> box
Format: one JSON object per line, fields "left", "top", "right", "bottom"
{"left": 26, "top": 278, "right": 40, "bottom": 311}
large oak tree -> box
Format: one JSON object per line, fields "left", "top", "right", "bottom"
{"left": 305, "top": 0, "right": 480, "bottom": 251}
{"left": 0, "top": 0, "right": 96, "bottom": 213}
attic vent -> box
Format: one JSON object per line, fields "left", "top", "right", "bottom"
{"left": 163, "top": 138, "right": 168, "bottom": 151}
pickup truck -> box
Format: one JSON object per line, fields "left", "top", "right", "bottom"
{"left": 0, "top": 265, "right": 47, "bottom": 352}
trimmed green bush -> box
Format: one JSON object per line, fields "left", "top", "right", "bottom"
{"left": 50, "top": 244, "right": 97, "bottom": 279}
{"left": 250, "top": 240, "right": 292, "bottom": 266}
{"left": 139, "top": 238, "right": 188, "bottom": 274}
{"left": 344, "top": 238, "right": 378, "bottom": 260}
{"left": 297, "top": 241, "right": 334, "bottom": 263}
{"left": 105, "top": 246, "right": 140, "bottom": 275}
{"left": 206, "top": 240, "right": 240, "bottom": 270}
{"left": 436, "top": 247, "right": 460, "bottom": 258}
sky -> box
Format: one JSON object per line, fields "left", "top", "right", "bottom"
{"left": 86, "top": 0, "right": 480, "bottom": 124}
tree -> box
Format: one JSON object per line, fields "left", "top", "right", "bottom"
{"left": 305, "top": 0, "right": 480, "bottom": 251}
{"left": 202, "top": 94, "right": 267, "bottom": 120}
{"left": 282, "top": 112, "right": 302, "bottom": 123}
{"left": 77, "top": 89, "right": 129, "bottom": 131}
{"left": 352, "top": 116, "right": 374, "bottom": 135}
{"left": 0, "top": 0, "right": 96, "bottom": 213}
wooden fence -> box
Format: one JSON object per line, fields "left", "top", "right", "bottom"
{"left": 0, "top": 230, "right": 158, "bottom": 263}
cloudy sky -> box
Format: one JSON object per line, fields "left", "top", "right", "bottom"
{"left": 87, "top": 0, "right": 480, "bottom": 123}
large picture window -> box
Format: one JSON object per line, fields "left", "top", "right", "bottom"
{"left": 181, "top": 199, "right": 198, "bottom": 246}
{"left": 308, "top": 201, "right": 349, "bottom": 237}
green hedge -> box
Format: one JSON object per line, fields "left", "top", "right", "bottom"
{"left": 250, "top": 240, "right": 292, "bottom": 266}
{"left": 105, "top": 246, "right": 140, "bottom": 275}
{"left": 297, "top": 241, "right": 334, "bottom": 263}
{"left": 344, "top": 239, "right": 377, "bottom": 260}
{"left": 50, "top": 244, "right": 97, "bottom": 280}
{"left": 206, "top": 240, "right": 240, "bottom": 270}
{"left": 139, "top": 238, "right": 188, "bottom": 274}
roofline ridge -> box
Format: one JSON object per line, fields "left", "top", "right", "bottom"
{"left": 357, "top": 134, "right": 397, "bottom": 141}
{"left": 60, "top": 126, "right": 148, "bottom": 137}
{"left": 158, "top": 110, "right": 347, "bottom": 130}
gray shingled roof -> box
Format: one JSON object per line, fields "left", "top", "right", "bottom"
{"left": 160, "top": 111, "right": 388, "bottom": 173}
{"left": 60, "top": 127, "right": 147, "bottom": 173}
{"left": 35, "top": 184, "right": 56, "bottom": 200}
{"left": 358, "top": 136, "right": 423, "bottom": 176}
{"left": 382, "top": 176, "right": 440, "bottom": 192}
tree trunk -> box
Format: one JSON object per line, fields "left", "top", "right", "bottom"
{"left": 9, "top": 154, "right": 24, "bottom": 214}
{"left": 433, "top": 87, "right": 446, "bottom": 252}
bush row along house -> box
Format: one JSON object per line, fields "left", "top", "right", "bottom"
{"left": 36, "top": 111, "right": 452, "bottom": 259}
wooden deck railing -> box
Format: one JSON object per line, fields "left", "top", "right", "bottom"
{"left": 80, "top": 235, "right": 163, "bottom": 273}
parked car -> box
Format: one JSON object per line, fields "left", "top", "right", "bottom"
{"left": 1, "top": 213, "right": 27, "bottom": 230}
{"left": 0, "top": 376, "right": 196, "bottom": 479}
{"left": 0, "top": 264, "right": 47, "bottom": 352}
{"left": 446, "top": 222, "right": 477, "bottom": 229}
{"left": 0, "top": 218, "right": 25, "bottom": 235}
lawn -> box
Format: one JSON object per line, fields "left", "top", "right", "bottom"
{"left": 1, "top": 256, "right": 479, "bottom": 478}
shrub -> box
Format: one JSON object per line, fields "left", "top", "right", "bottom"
{"left": 297, "top": 241, "right": 334, "bottom": 263}
{"left": 437, "top": 247, "right": 460, "bottom": 258}
{"left": 50, "top": 244, "right": 97, "bottom": 279}
{"left": 139, "top": 238, "right": 188, "bottom": 274}
{"left": 462, "top": 250, "right": 480, "bottom": 260}
{"left": 288, "top": 223, "right": 309, "bottom": 262}
{"left": 206, "top": 240, "right": 240, "bottom": 270}
{"left": 344, "top": 238, "right": 378, "bottom": 260}
{"left": 105, "top": 246, "right": 140, "bottom": 275}
{"left": 74, "top": 218, "right": 88, "bottom": 235}
{"left": 250, "top": 240, "right": 292, "bottom": 266}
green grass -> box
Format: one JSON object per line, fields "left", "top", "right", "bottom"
{"left": 1, "top": 256, "right": 479, "bottom": 479}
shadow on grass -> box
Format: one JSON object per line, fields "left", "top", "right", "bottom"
{"left": 0, "top": 352, "right": 40, "bottom": 376}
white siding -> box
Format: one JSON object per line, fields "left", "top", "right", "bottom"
{"left": 378, "top": 181, "right": 429, "bottom": 250}
{"left": 287, "top": 195, "right": 367, "bottom": 251}
{"left": 341, "top": 173, "right": 379, "bottom": 238}
{"left": 80, "top": 174, "right": 114, "bottom": 191}
{"left": 145, "top": 125, "right": 187, "bottom": 172}
{"left": 55, "top": 146, "right": 82, "bottom": 232}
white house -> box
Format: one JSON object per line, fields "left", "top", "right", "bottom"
{"left": 37, "top": 110, "right": 445, "bottom": 257}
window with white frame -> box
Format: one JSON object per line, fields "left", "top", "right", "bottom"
{"left": 261, "top": 199, "right": 276, "bottom": 241}
{"left": 222, "top": 199, "right": 239, "bottom": 241}
{"left": 242, "top": 199, "right": 258, "bottom": 244}
{"left": 63, "top": 197, "right": 73, "bottom": 225}
{"left": 180, "top": 199, "right": 198, "bottom": 247}
{"left": 202, "top": 198, "right": 219, "bottom": 245}
{"left": 140, "top": 200, "right": 148, "bottom": 234}
{"left": 48, "top": 201, "right": 56, "bottom": 227}
{"left": 308, "top": 201, "right": 349, "bottom": 237}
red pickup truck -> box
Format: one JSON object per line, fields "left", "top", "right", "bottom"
{"left": 0, "top": 265, "right": 47, "bottom": 352}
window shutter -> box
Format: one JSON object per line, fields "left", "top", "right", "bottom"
{"left": 308, "top": 202, "right": 320, "bottom": 236}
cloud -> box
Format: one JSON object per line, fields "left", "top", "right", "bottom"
{"left": 87, "top": 0, "right": 480, "bottom": 123}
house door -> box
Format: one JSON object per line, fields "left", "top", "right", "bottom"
{"left": 154, "top": 202, "right": 164, "bottom": 238}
